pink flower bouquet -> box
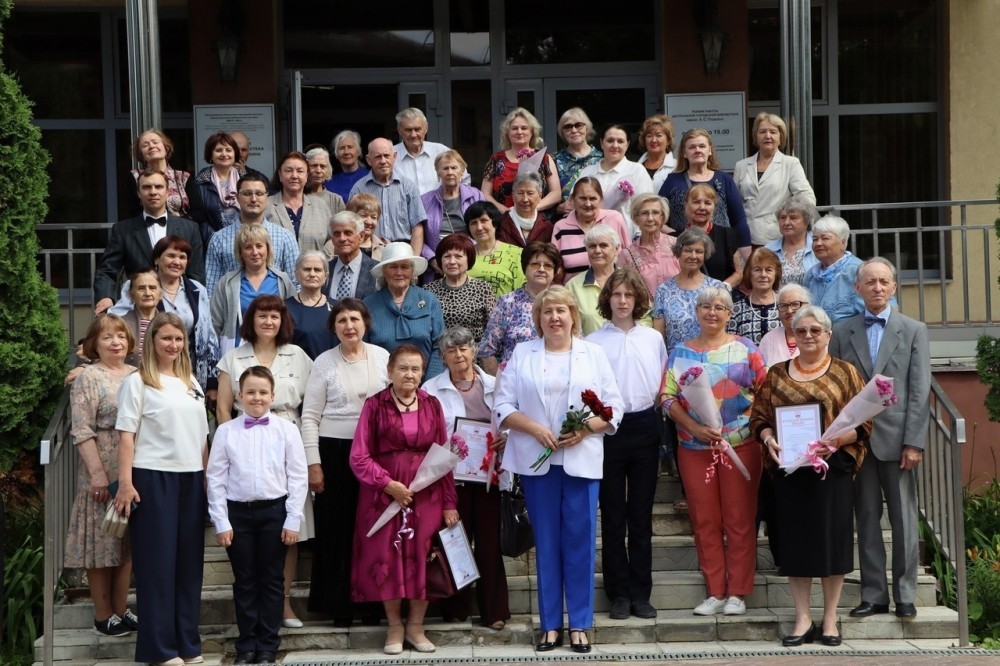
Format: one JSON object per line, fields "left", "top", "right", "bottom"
{"left": 676, "top": 363, "right": 751, "bottom": 482}
{"left": 366, "top": 442, "right": 462, "bottom": 539}
{"left": 781, "top": 374, "right": 897, "bottom": 475}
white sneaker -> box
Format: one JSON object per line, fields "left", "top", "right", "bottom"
{"left": 693, "top": 596, "right": 727, "bottom": 615}
{"left": 723, "top": 596, "right": 746, "bottom": 615}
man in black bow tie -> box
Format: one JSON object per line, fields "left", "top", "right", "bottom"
{"left": 94, "top": 169, "right": 204, "bottom": 313}
{"left": 829, "top": 257, "right": 930, "bottom": 620}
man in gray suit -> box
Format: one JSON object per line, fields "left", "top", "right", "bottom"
{"left": 326, "top": 211, "right": 377, "bottom": 302}
{"left": 829, "top": 257, "right": 930, "bottom": 619}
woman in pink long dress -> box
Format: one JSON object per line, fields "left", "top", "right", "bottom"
{"left": 349, "top": 344, "right": 458, "bottom": 655}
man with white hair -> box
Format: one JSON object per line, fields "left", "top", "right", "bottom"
{"left": 325, "top": 211, "right": 377, "bottom": 302}
{"left": 392, "top": 107, "right": 470, "bottom": 194}
{"left": 829, "top": 257, "right": 930, "bottom": 620}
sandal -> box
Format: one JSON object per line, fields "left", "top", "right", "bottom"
{"left": 569, "top": 628, "right": 592, "bottom": 653}
{"left": 673, "top": 497, "right": 688, "bottom": 512}
{"left": 488, "top": 620, "right": 506, "bottom": 630}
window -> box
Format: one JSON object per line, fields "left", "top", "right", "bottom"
{"left": 504, "top": 1, "right": 655, "bottom": 64}
{"left": 283, "top": 2, "right": 435, "bottom": 68}
{"left": 4, "top": 12, "right": 104, "bottom": 119}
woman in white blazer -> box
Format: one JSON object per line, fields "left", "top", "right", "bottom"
{"left": 733, "top": 113, "right": 816, "bottom": 246}
{"left": 493, "top": 286, "right": 624, "bottom": 654}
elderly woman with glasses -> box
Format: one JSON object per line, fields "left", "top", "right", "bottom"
{"left": 763, "top": 195, "right": 821, "bottom": 286}
{"left": 758, "top": 284, "right": 812, "bottom": 367}
{"left": 422, "top": 327, "right": 510, "bottom": 630}
{"left": 616, "top": 193, "right": 679, "bottom": 298}
{"left": 553, "top": 107, "right": 603, "bottom": 217}
{"left": 750, "top": 305, "right": 871, "bottom": 647}
{"left": 478, "top": 242, "right": 563, "bottom": 375}
{"left": 660, "top": 287, "right": 767, "bottom": 618}
{"left": 802, "top": 215, "right": 864, "bottom": 323}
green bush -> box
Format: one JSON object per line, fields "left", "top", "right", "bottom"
{"left": 2, "top": 535, "right": 43, "bottom": 655}
{"left": 0, "top": 0, "right": 67, "bottom": 472}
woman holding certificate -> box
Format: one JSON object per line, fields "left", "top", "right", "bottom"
{"left": 349, "top": 344, "right": 457, "bottom": 655}
{"left": 494, "top": 286, "right": 624, "bottom": 654}
{"left": 659, "top": 287, "right": 767, "bottom": 618}
{"left": 749, "top": 305, "right": 871, "bottom": 647}
{"left": 422, "top": 326, "right": 510, "bottom": 629}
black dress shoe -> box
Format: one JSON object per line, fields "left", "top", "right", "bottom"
{"left": 895, "top": 602, "right": 917, "bottom": 617}
{"left": 609, "top": 596, "right": 631, "bottom": 619}
{"left": 632, "top": 600, "right": 658, "bottom": 619}
{"left": 233, "top": 652, "right": 256, "bottom": 665}
{"left": 781, "top": 621, "right": 816, "bottom": 647}
{"left": 255, "top": 652, "right": 276, "bottom": 664}
{"left": 820, "top": 633, "right": 842, "bottom": 646}
{"left": 535, "top": 629, "right": 563, "bottom": 652}
{"left": 570, "top": 629, "right": 592, "bottom": 653}
{"left": 849, "top": 601, "right": 890, "bottom": 617}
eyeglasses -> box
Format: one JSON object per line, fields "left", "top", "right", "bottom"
{"left": 562, "top": 122, "right": 586, "bottom": 132}
{"left": 777, "top": 301, "right": 806, "bottom": 312}
{"left": 238, "top": 190, "right": 268, "bottom": 198}
{"left": 527, "top": 261, "right": 556, "bottom": 271}
{"left": 697, "top": 304, "right": 730, "bottom": 313}
{"left": 793, "top": 326, "right": 828, "bottom": 337}
{"left": 636, "top": 210, "right": 665, "bottom": 218}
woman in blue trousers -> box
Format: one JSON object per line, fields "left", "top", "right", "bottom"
{"left": 494, "top": 286, "right": 623, "bottom": 653}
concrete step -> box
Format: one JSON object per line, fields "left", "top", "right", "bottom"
{"left": 51, "top": 567, "right": 939, "bottom": 631}
{"left": 36, "top": 606, "right": 959, "bottom": 662}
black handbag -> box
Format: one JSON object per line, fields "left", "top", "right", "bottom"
{"left": 499, "top": 474, "right": 534, "bottom": 557}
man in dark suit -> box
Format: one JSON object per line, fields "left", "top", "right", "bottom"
{"left": 93, "top": 169, "right": 205, "bottom": 313}
{"left": 829, "top": 257, "right": 930, "bottom": 619}
{"left": 327, "top": 210, "right": 377, "bottom": 302}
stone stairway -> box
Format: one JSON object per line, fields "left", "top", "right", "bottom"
{"left": 35, "top": 475, "right": 960, "bottom": 663}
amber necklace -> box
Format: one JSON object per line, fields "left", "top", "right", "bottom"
{"left": 793, "top": 353, "right": 830, "bottom": 374}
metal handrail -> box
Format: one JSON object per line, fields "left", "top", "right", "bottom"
{"left": 919, "top": 377, "right": 969, "bottom": 646}
{"left": 39, "top": 388, "right": 75, "bottom": 666}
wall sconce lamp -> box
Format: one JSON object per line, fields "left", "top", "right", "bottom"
{"left": 214, "top": 0, "right": 244, "bottom": 84}
{"left": 693, "top": 0, "right": 728, "bottom": 76}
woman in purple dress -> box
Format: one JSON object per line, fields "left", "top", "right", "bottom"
{"left": 349, "top": 344, "right": 458, "bottom": 655}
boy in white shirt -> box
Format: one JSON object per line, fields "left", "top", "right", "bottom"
{"left": 206, "top": 366, "right": 308, "bottom": 665}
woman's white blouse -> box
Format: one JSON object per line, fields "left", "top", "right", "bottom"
{"left": 116, "top": 373, "right": 209, "bottom": 472}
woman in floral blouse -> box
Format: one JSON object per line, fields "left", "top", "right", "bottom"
{"left": 477, "top": 241, "right": 562, "bottom": 375}
{"left": 481, "top": 107, "right": 562, "bottom": 215}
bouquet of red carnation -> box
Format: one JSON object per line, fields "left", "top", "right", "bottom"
{"left": 531, "top": 389, "right": 613, "bottom": 471}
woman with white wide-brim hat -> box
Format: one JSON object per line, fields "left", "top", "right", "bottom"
{"left": 362, "top": 242, "right": 447, "bottom": 378}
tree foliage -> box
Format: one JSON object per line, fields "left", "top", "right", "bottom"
{"left": 0, "top": 0, "right": 68, "bottom": 469}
